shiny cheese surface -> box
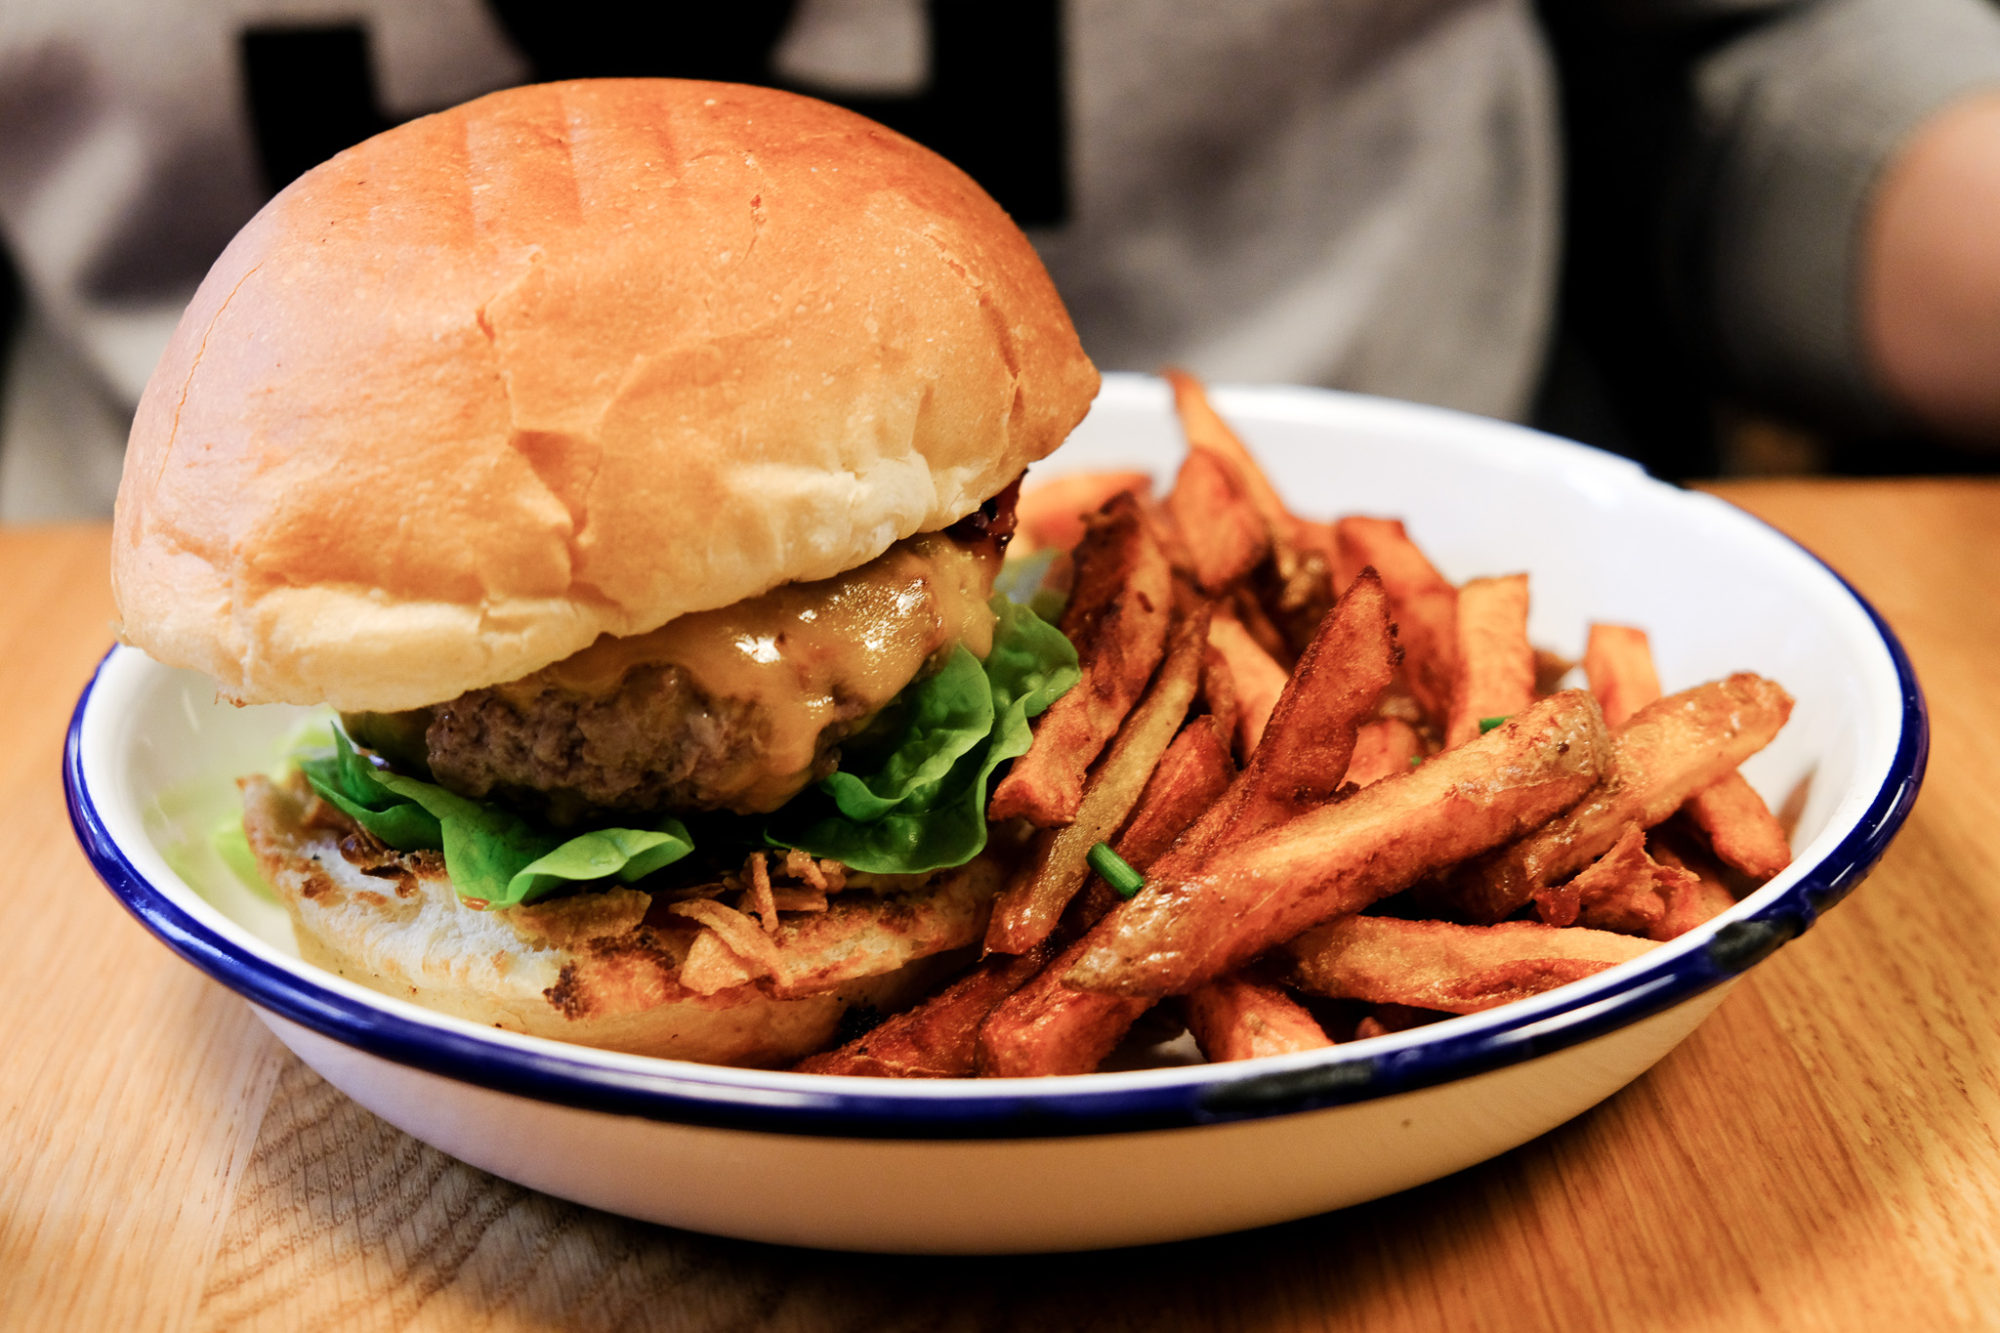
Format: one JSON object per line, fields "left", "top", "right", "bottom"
{"left": 495, "top": 534, "right": 1001, "bottom": 810}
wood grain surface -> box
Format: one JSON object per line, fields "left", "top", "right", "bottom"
{"left": 3, "top": 481, "right": 1997, "bottom": 1331}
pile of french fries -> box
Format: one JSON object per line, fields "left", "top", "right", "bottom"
{"left": 797, "top": 372, "right": 1795, "bottom": 1079}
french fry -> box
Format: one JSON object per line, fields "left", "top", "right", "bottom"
{"left": 1334, "top": 519, "right": 1458, "bottom": 723}
{"left": 970, "top": 714, "right": 1233, "bottom": 1078}
{"left": 1164, "top": 569, "right": 1397, "bottom": 868}
{"left": 1283, "top": 916, "right": 1655, "bottom": 1014}
{"left": 1015, "top": 471, "right": 1153, "bottom": 555}
{"left": 1294, "top": 519, "right": 1340, "bottom": 578}
{"left": 1447, "top": 673, "right": 1794, "bottom": 923}
{"left": 976, "top": 933, "right": 1153, "bottom": 1077}
{"left": 1063, "top": 690, "right": 1613, "bottom": 999}
{"left": 1183, "top": 975, "right": 1334, "bottom": 1062}
{"left": 1166, "top": 369, "right": 1335, "bottom": 651}
{"left": 1532, "top": 822, "right": 1706, "bottom": 940}
{"left": 989, "top": 492, "right": 1173, "bottom": 825}
{"left": 1687, "top": 775, "right": 1793, "bottom": 882}
{"left": 1342, "top": 717, "right": 1424, "bottom": 787}
{"left": 1445, "top": 574, "right": 1535, "bottom": 748}
{"left": 1582, "top": 624, "right": 1662, "bottom": 728}
{"left": 1230, "top": 585, "right": 1294, "bottom": 667}
{"left": 1164, "top": 369, "right": 1299, "bottom": 547}
{"left": 1218, "top": 570, "right": 1395, "bottom": 837}
{"left": 1583, "top": 624, "right": 1792, "bottom": 882}
{"left": 1167, "top": 448, "right": 1269, "bottom": 593}
{"left": 976, "top": 575, "right": 1401, "bottom": 1067}
{"left": 1207, "top": 607, "right": 1289, "bottom": 757}
{"left": 1535, "top": 647, "right": 1577, "bottom": 697}
{"left": 1354, "top": 1003, "right": 1444, "bottom": 1039}
{"left": 798, "top": 381, "right": 1796, "bottom": 1079}
{"left": 1111, "top": 715, "right": 1236, "bottom": 873}
{"left": 984, "top": 609, "right": 1211, "bottom": 954}
{"left": 792, "top": 947, "right": 1052, "bottom": 1077}
{"left": 1198, "top": 643, "right": 1241, "bottom": 743}
{"left": 1650, "top": 824, "right": 1743, "bottom": 938}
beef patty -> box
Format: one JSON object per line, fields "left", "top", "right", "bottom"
{"left": 343, "top": 521, "right": 1008, "bottom": 827}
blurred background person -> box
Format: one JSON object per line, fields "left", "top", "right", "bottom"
{"left": 1, "top": 0, "right": 1997, "bottom": 522}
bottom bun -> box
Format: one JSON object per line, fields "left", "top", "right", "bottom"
{"left": 241, "top": 775, "right": 1001, "bottom": 1066}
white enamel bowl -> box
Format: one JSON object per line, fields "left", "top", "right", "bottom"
{"left": 67, "top": 374, "right": 1925, "bottom": 1253}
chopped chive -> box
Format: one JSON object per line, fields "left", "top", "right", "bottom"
{"left": 1478, "top": 715, "right": 1510, "bottom": 734}
{"left": 1408, "top": 754, "right": 1425, "bottom": 768}
{"left": 1088, "top": 842, "right": 1146, "bottom": 898}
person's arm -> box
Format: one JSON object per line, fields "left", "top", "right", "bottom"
{"left": 1687, "top": 0, "right": 2000, "bottom": 444}
{"left": 1864, "top": 92, "right": 2000, "bottom": 442}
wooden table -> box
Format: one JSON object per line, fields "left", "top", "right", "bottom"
{"left": 4, "top": 480, "right": 1996, "bottom": 1331}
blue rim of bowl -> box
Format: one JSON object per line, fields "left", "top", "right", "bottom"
{"left": 64, "top": 535, "right": 1925, "bottom": 1142}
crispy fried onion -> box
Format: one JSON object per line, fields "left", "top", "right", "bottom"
{"left": 666, "top": 851, "right": 850, "bottom": 994}
{"left": 669, "top": 899, "right": 787, "bottom": 994}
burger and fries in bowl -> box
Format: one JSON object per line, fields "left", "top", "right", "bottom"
{"left": 66, "top": 80, "right": 1924, "bottom": 1252}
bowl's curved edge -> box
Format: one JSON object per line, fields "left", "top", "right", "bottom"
{"left": 62, "top": 398, "right": 1929, "bottom": 1142}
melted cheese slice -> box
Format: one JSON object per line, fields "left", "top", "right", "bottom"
{"left": 500, "top": 533, "right": 1001, "bottom": 810}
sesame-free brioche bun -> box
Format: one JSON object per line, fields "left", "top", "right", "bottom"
{"left": 113, "top": 78, "right": 1098, "bottom": 712}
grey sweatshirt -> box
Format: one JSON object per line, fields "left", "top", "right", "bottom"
{"left": 1, "top": 0, "right": 1997, "bottom": 518}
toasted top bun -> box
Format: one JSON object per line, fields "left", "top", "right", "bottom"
{"left": 114, "top": 79, "right": 1098, "bottom": 712}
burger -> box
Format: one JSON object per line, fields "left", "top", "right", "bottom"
{"left": 111, "top": 80, "right": 1099, "bottom": 1066}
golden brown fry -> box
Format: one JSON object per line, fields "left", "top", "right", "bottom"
{"left": 1164, "top": 570, "right": 1397, "bottom": 869}
{"left": 1334, "top": 519, "right": 1458, "bottom": 724}
{"left": 1063, "top": 716, "right": 1239, "bottom": 933}
{"left": 975, "top": 577, "right": 1398, "bottom": 1071}
{"left": 989, "top": 492, "right": 1173, "bottom": 826}
{"left": 1064, "top": 690, "right": 1613, "bottom": 999}
{"left": 1533, "top": 822, "right": 1706, "bottom": 940}
{"left": 1112, "top": 715, "right": 1236, "bottom": 873}
{"left": 1445, "top": 573, "right": 1535, "bottom": 748}
{"left": 1582, "top": 623, "right": 1662, "bottom": 728}
{"left": 1687, "top": 773, "right": 1794, "bottom": 881}
{"left": 1294, "top": 518, "right": 1339, "bottom": 566}
{"left": 1534, "top": 647, "right": 1577, "bottom": 697}
{"left": 1650, "top": 827, "right": 1743, "bottom": 938}
{"left": 976, "top": 941, "right": 1153, "bottom": 1077}
{"left": 1584, "top": 623, "right": 1791, "bottom": 883}
{"left": 1354, "top": 1003, "right": 1444, "bottom": 1039}
{"left": 1207, "top": 608, "right": 1288, "bottom": 758}
{"left": 1168, "top": 448, "right": 1269, "bottom": 593}
{"left": 1164, "top": 369, "right": 1298, "bottom": 546}
{"left": 1183, "top": 975, "right": 1334, "bottom": 1062}
{"left": 1225, "top": 570, "right": 1395, "bottom": 834}
{"left": 1230, "top": 585, "right": 1294, "bottom": 667}
{"left": 1015, "top": 471, "right": 1154, "bottom": 555}
{"left": 1232, "top": 584, "right": 1296, "bottom": 664}
{"left": 985, "top": 610, "right": 1211, "bottom": 954}
{"left": 1342, "top": 717, "right": 1424, "bottom": 787}
{"left": 1447, "top": 673, "right": 1794, "bottom": 923}
{"left": 1166, "top": 368, "right": 1333, "bottom": 652}
{"left": 1198, "top": 642, "right": 1241, "bottom": 744}
{"left": 1283, "top": 916, "right": 1655, "bottom": 1014}
{"left": 792, "top": 947, "right": 1052, "bottom": 1078}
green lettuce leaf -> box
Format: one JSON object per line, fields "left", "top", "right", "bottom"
{"left": 290, "top": 594, "right": 1075, "bottom": 901}
{"left": 298, "top": 731, "right": 444, "bottom": 851}
{"left": 210, "top": 816, "right": 276, "bottom": 902}
{"left": 768, "top": 595, "right": 1079, "bottom": 874}
{"left": 818, "top": 644, "right": 993, "bottom": 822}
{"left": 299, "top": 730, "right": 692, "bottom": 909}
